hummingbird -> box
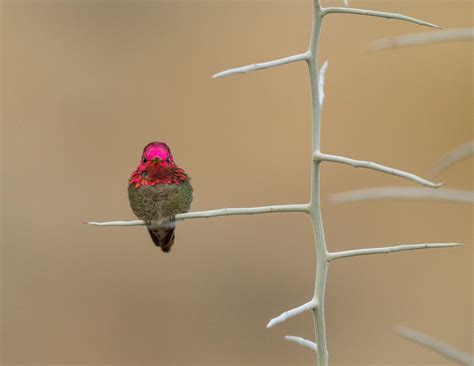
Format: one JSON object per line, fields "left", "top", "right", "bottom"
{"left": 128, "top": 142, "right": 193, "bottom": 252}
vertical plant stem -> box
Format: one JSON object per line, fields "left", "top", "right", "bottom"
{"left": 308, "top": 1, "right": 329, "bottom": 365}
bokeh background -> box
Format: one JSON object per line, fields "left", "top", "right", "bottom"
{"left": 1, "top": 0, "right": 472, "bottom": 365}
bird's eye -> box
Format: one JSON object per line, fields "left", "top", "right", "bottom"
{"left": 166, "top": 157, "right": 171, "bottom": 164}
{"left": 142, "top": 157, "right": 147, "bottom": 163}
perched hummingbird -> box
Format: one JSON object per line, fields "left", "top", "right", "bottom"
{"left": 128, "top": 142, "right": 193, "bottom": 252}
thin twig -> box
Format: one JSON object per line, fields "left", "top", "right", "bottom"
{"left": 371, "top": 28, "right": 474, "bottom": 51}
{"left": 87, "top": 220, "right": 145, "bottom": 227}
{"left": 433, "top": 140, "right": 474, "bottom": 175}
{"left": 322, "top": 7, "right": 441, "bottom": 29}
{"left": 314, "top": 152, "right": 442, "bottom": 188}
{"left": 267, "top": 299, "right": 318, "bottom": 328}
{"left": 332, "top": 187, "right": 474, "bottom": 205}
{"left": 395, "top": 326, "right": 474, "bottom": 365}
{"left": 328, "top": 243, "right": 461, "bottom": 261}
{"left": 212, "top": 51, "right": 311, "bottom": 79}
{"left": 318, "top": 61, "right": 329, "bottom": 106}
{"left": 87, "top": 204, "right": 309, "bottom": 226}
{"left": 285, "top": 335, "right": 318, "bottom": 353}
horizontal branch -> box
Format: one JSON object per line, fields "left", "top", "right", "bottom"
{"left": 314, "top": 152, "right": 442, "bottom": 188}
{"left": 321, "top": 7, "right": 441, "bottom": 29}
{"left": 395, "top": 326, "right": 474, "bottom": 365}
{"left": 371, "top": 28, "right": 474, "bottom": 51}
{"left": 322, "top": 7, "right": 441, "bottom": 29}
{"left": 267, "top": 299, "right": 318, "bottom": 328}
{"left": 285, "top": 335, "right": 318, "bottom": 353}
{"left": 332, "top": 187, "right": 474, "bottom": 205}
{"left": 212, "top": 51, "right": 311, "bottom": 79}
{"left": 87, "top": 204, "right": 310, "bottom": 227}
{"left": 328, "top": 243, "right": 461, "bottom": 261}
{"left": 87, "top": 220, "right": 145, "bottom": 227}
{"left": 433, "top": 140, "right": 474, "bottom": 175}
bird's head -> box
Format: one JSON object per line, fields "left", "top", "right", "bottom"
{"left": 140, "top": 141, "right": 175, "bottom": 166}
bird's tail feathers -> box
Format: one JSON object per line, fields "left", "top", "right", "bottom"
{"left": 147, "top": 222, "right": 176, "bottom": 252}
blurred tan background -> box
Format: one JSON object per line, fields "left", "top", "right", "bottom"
{"left": 1, "top": 0, "right": 472, "bottom": 365}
